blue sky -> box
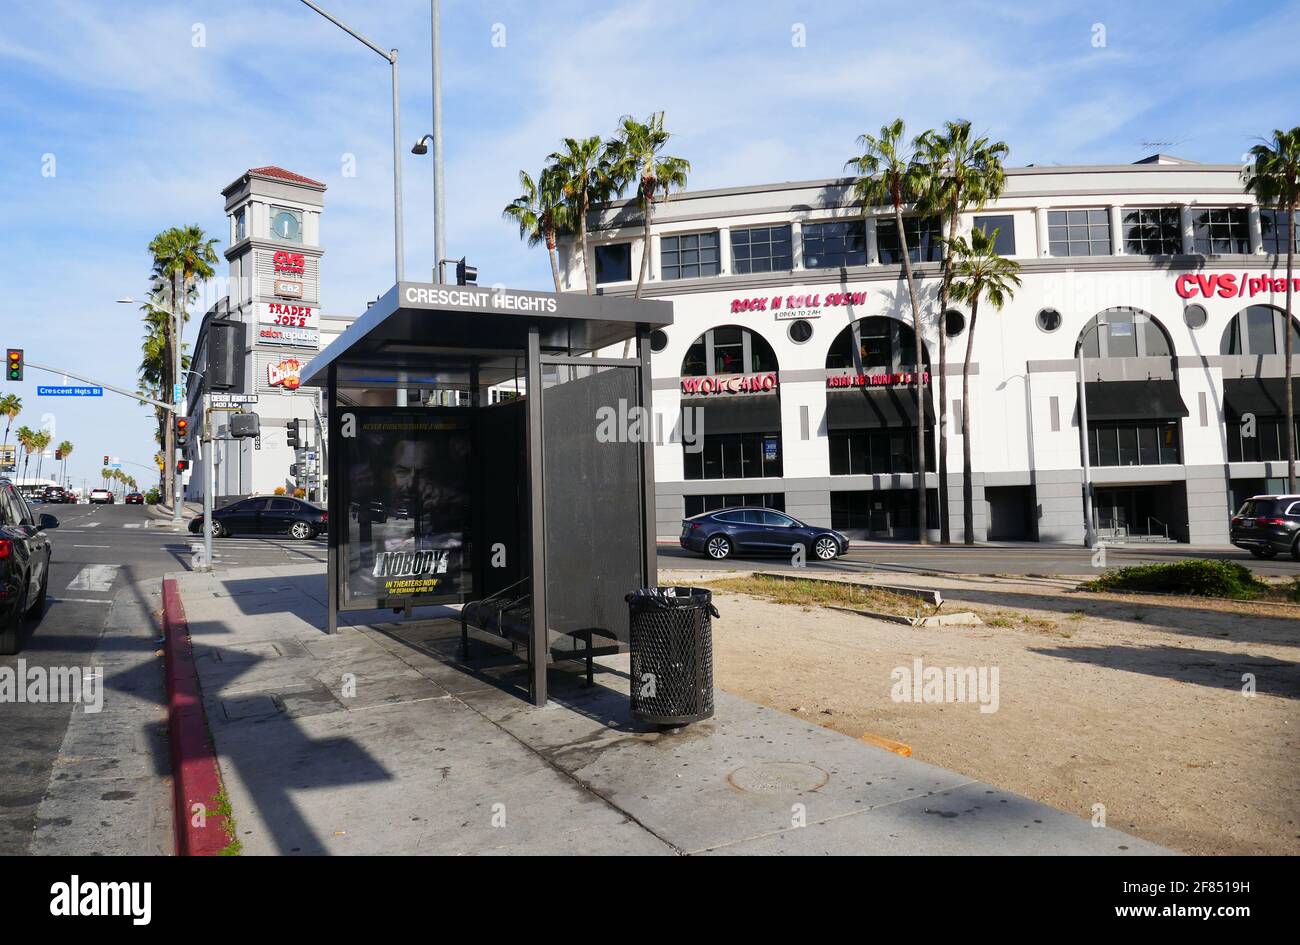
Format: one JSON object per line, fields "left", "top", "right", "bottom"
{"left": 1, "top": 0, "right": 1296, "bottom": 488}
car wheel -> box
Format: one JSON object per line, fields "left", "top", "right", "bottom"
{"left": 705, "top": 535, "right": 732, "bottom": 560}
{"left": 1292, "top": 537, "right": 1300, "bottom": 562}
{"left": 814, "top": 536, "right": 840, "bottom": 560}
{"left": 1250, "top": 547, "right": 1277, "bottom": 560}
{"left": 0, "top": 586, "right": 27, "bottom": 655}
{"left": 290, "top": 520, "right": 314, "bottom": 541}
{"left": 211, "top": 521, "right": 227, "bottom": 539}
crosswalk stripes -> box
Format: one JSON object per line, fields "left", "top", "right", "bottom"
{"left": 66, "top": 564, "right": 120, "bottom": 592}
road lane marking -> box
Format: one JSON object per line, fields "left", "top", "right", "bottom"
{"left": 72, "top": 544, "right": 111, "bottom": 548}
{"left": 66, "top": 564, "right": 120, "bottom": 592}
{"left": 48, "top": 596, "right": 114, "bottom": 605}
{"left": 84, "top": 522, "right": 100, "bottom": 528}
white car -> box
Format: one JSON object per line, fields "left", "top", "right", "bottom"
{"left": 88, "top": 488, "right": 114, "bottom": 504}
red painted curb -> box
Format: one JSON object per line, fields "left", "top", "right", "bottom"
{"left": 163, "top": 577, "right": 233, "bottom": 856}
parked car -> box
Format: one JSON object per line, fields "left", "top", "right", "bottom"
{"left": 1230, "top": 495, "right": 1300, "bottom": 560}
{"left": 190, "top": 496, "right": 326, "bottom": 540}
{"left": 680, "top": 507, "right": 849, "bottom": 561}
{"left": 0, "top": 478, "right": 57, "bottom": 654}
{"left": 124, "top": 492, "right": 145, "bottom": 505}
{"left": 88, "top": 488, "right": 114, "bottom": 504}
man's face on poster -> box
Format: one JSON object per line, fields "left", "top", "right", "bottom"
{"left": 389, "top": 439, "right": 437, "bottom": 516}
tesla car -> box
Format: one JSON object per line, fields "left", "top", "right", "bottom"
{"left": 1, "top": 478, "right": 57, "bottom": 654}
{"left": 190, "top": 496, "right": 326, "bottom": 540}
{"left": 1230, "top": 495, "right": 1300, "bottom": 560}
{"left": 680, "top": 507, "right": 849, "bottom": 561}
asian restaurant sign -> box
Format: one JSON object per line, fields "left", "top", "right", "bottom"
{"left": 680, "top": 372, "right": 779, "bottom": 396}
{"left": 1175, "top": 273, "right": 1300, "bottom": 299}
{"left": 826, "top": 371, "right": 930, "bottom": 389}
{"left": 730, "top": 289, "right": 868, "bottom": 320}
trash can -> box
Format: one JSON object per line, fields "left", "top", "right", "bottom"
{"left": 626, "top": 586, "right": 718, "bottom": 725}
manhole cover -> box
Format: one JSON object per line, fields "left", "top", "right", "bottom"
{"left": 727, "top": 762, "right": 829, "bottom": 794}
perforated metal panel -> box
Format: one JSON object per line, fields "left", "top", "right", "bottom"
{"left": 541, "top": 362, "right": 643, "bottom": 650}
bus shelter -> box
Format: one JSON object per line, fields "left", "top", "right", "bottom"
{"left": 300, "top": 282, "right": 672, "bottom": 706}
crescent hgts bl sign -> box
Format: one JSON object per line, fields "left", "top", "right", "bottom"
{"left": 680, "top": 372, "right": 779, "bottom": 395}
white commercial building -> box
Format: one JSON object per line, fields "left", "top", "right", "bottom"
{"left": 559, "top": 154, "right": 1300, "bottom": 544}
{"left": 185, "top": 167, "right": 353, "bottom": 502}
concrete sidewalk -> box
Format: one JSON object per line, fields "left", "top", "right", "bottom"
{"left": 170, "top": 563, "right": 1171, "bottom": 855}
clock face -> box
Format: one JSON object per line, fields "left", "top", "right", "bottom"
{"left": 271, "top": 209, "right": 302, "bottom": 242}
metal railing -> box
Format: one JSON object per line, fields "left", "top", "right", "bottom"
{"left": 1146, "top": 515, "right": 1170, "bottom": 540}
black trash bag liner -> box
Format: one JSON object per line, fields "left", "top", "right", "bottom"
{"left": 625, "top": 586, "right": 720, "bottom": 618}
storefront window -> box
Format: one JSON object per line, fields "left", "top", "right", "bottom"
{"left": 1078, "top": 308, "right": 1172, "bottom": 358}
{"left": 685, "top": 493, "right": 785, "bottom": 516}
{"left": 1220, "top": 305, "right": 1300, "bottom": 355}
{"left": 712, "top": 326, "right": 744, "bottom": 374}
{"left": 680, "top": 326, "right": 779, "bottom": 376}
{"left": 1048, "top": 209, "right": 1111, "bottom": 256}
{"left": 661, "top": 232, "right": 720, "bottom": 280}
{"left": 1088, "top": 422, "right": 1180, "bottom": 466}
{"left": 1227, "top": 418, "right": 1300, "bottom": 462}
{"left": 731, "top": 225, "right": 793, "bottom": 273}
{"left": 877, "top": 216, "right": 943, "bottom": 263}
{"left": 595, "top": 242, "right": 632, "bottom": 284}
{"left": 830, "top": 429, "right": 934, "bottom": 474}
{"left": 826, "top": 317, "right": 930, "bottom": 372}
{"left": 1261, "top": 209, "right": 1299, "bottom": 255}
{"left": 1192, "top": 208, "right": 1249, "bottom": 254}
{"left": 1122, "top": 207, "right": 1181, "bottom": 255}
{"left": 685, "top": 432, "right": 784, "bottom": 481}
{"left": 803, "top": 220, "right": 866, "bottom": 268}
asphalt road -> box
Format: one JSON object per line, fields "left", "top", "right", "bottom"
{"left": 658, "top": 538, "right": 1300, "bottom": 578}
{"left": 0, "top": 501, "right": 326, "bottom": 854}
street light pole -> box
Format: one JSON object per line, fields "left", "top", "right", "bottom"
{"left": 298, "top": 0, "right": 404, "bottom": 284}
{"left": 431, "top": 0, "right": 445, "bottom": 282}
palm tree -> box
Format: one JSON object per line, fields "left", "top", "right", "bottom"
{"left": 916, "top": 121, "right": 1009, "bottom": 543}
{"left": 32, "top": 430, "right": 51, "bottom": 484}
{"left": 58, "top": 440, "right": 73, "bottom": 488}
{"left": 503, "top": 166, "right": 571, "bottom": 291}
{"left": 605, "top": 112, "right": 691, "bottom": 300}
{"left": 947, "top": 227, "right": 1022, "bottom": 544}
{"left": 1244, "top": 127, "right": 1300, "bottom": 492}
{"left": 847, "top": 118, "right": 932, "bottom": 543}
{"left": 549, "top": 135, "right": 612, "bottom": 295}
{"left": 0, "top": 393, "right": 20, "bottom": 448}
{"left": 147, "top": 224, "right": 218, "bottom": 507}
{"left": 15, "top": 426, "right": 36, "bottom": 482}
{"left": 101, "top": 467, "right": 111, "bottom": 491}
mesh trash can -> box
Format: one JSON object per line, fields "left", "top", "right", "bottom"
{"left": 626, "top": 586, "right": 718, "bottom": 725}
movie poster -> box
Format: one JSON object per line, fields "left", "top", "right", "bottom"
{"left": 342, "top": 410, "right": 473, "bottom": 605}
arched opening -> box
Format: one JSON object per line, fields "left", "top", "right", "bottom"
{"left": 679, "top": 325, "right": 783, "bottom": 502}
{"left": 824, "top": 316, "right": 935, "bottom": 540}
{"left": 1219, "top": 304, "right": 1300, "bottom": 356}
{"left": 1075, "top": 307, "right": 1188, "bottom": 541}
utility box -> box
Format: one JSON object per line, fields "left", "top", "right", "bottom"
{"left": 228, "top": 412, "right": 261, "bottom": 438}
{"left": 206, "top": 318, "right": 246, "bottom": 391}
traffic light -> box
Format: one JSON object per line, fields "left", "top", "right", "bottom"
{"left": 176, "top": 460, "right": 189, "bottom": 473}
{"left": 55, "top": 449, "right": 62, "bottom": 461}
{"left": 5, "top": 349, "right": 21, "bottom": 381}
{"left": 175, "top": 416, "right": 190, "bottom": 448}
{"left": 455, "top": 257, "right": 477, "bottom": 286}
{"left": 103, "top": 455, "right": 110, "bottom": 466}
{"left": 286, "top": 419, "right": 301, "bottom": 448}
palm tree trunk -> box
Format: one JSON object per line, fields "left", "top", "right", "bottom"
{"left": 635, "top": 198, "right": 653, "bottom": 298}
{"left": 894, "top": 204, "right": 929, "bottom": 544}
{"left": 962, "top": 301, "right": 979, "bottom": 544}
{"left": 546, "top": 232, "right": 562, "bottom": 293}
{"left": 580, "top": 201, "right": 595, "bottom": 295}
{"left": 936, "top": 211, "right": 958, "bottom": 544}
{"left": 1286, "top": 220, "right": 1295, "bottom": 493}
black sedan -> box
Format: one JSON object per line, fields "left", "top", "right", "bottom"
{"left": 1, "top": 478, "right": 57, "bottom": 654}
{"left": 680, "top": 507, "right": 849, "bottom": 561}
{"left": 1230, "top": 495, "right": 1300, "bottom": 560}
{"left": 190, "top": 495, "right": 326, "bottom": 540}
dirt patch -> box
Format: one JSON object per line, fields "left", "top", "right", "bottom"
{"left": 683, "top": 569, "right": 1300, "bottom": 855}
{"left": 705, "top": 574, "right": 940, "bottom": 618}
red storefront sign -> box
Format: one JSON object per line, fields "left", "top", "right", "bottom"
{"left": 730, "top": 290, "right": 868, "bottom": 316}
{"left": 680, "top": 372, "right": 779, "bottom": 395}
{"left": 273, "top": 250, "right": 306, "bottom": 275}
{"left": 826, "top": 371, "right": 930, "bottom": 389}
{"left": 1175, "top": 273, "right": 1300, "bottom": 299}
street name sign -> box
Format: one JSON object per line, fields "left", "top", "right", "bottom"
{"left": 38, "top": 385, "right": 103, "bottom": 397}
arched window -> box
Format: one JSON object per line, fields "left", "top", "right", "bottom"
{"left": 1076, "top": 307, "right": 1173, "bottom": 358}
{"left": 680, "top": 326, "right": 778, "bottom": 377}
{"left": 826, "top": 316, "right": 932, "bottom": 372}
{"left": 1219, "top": 305, "right": 1300, "bottom": 356}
